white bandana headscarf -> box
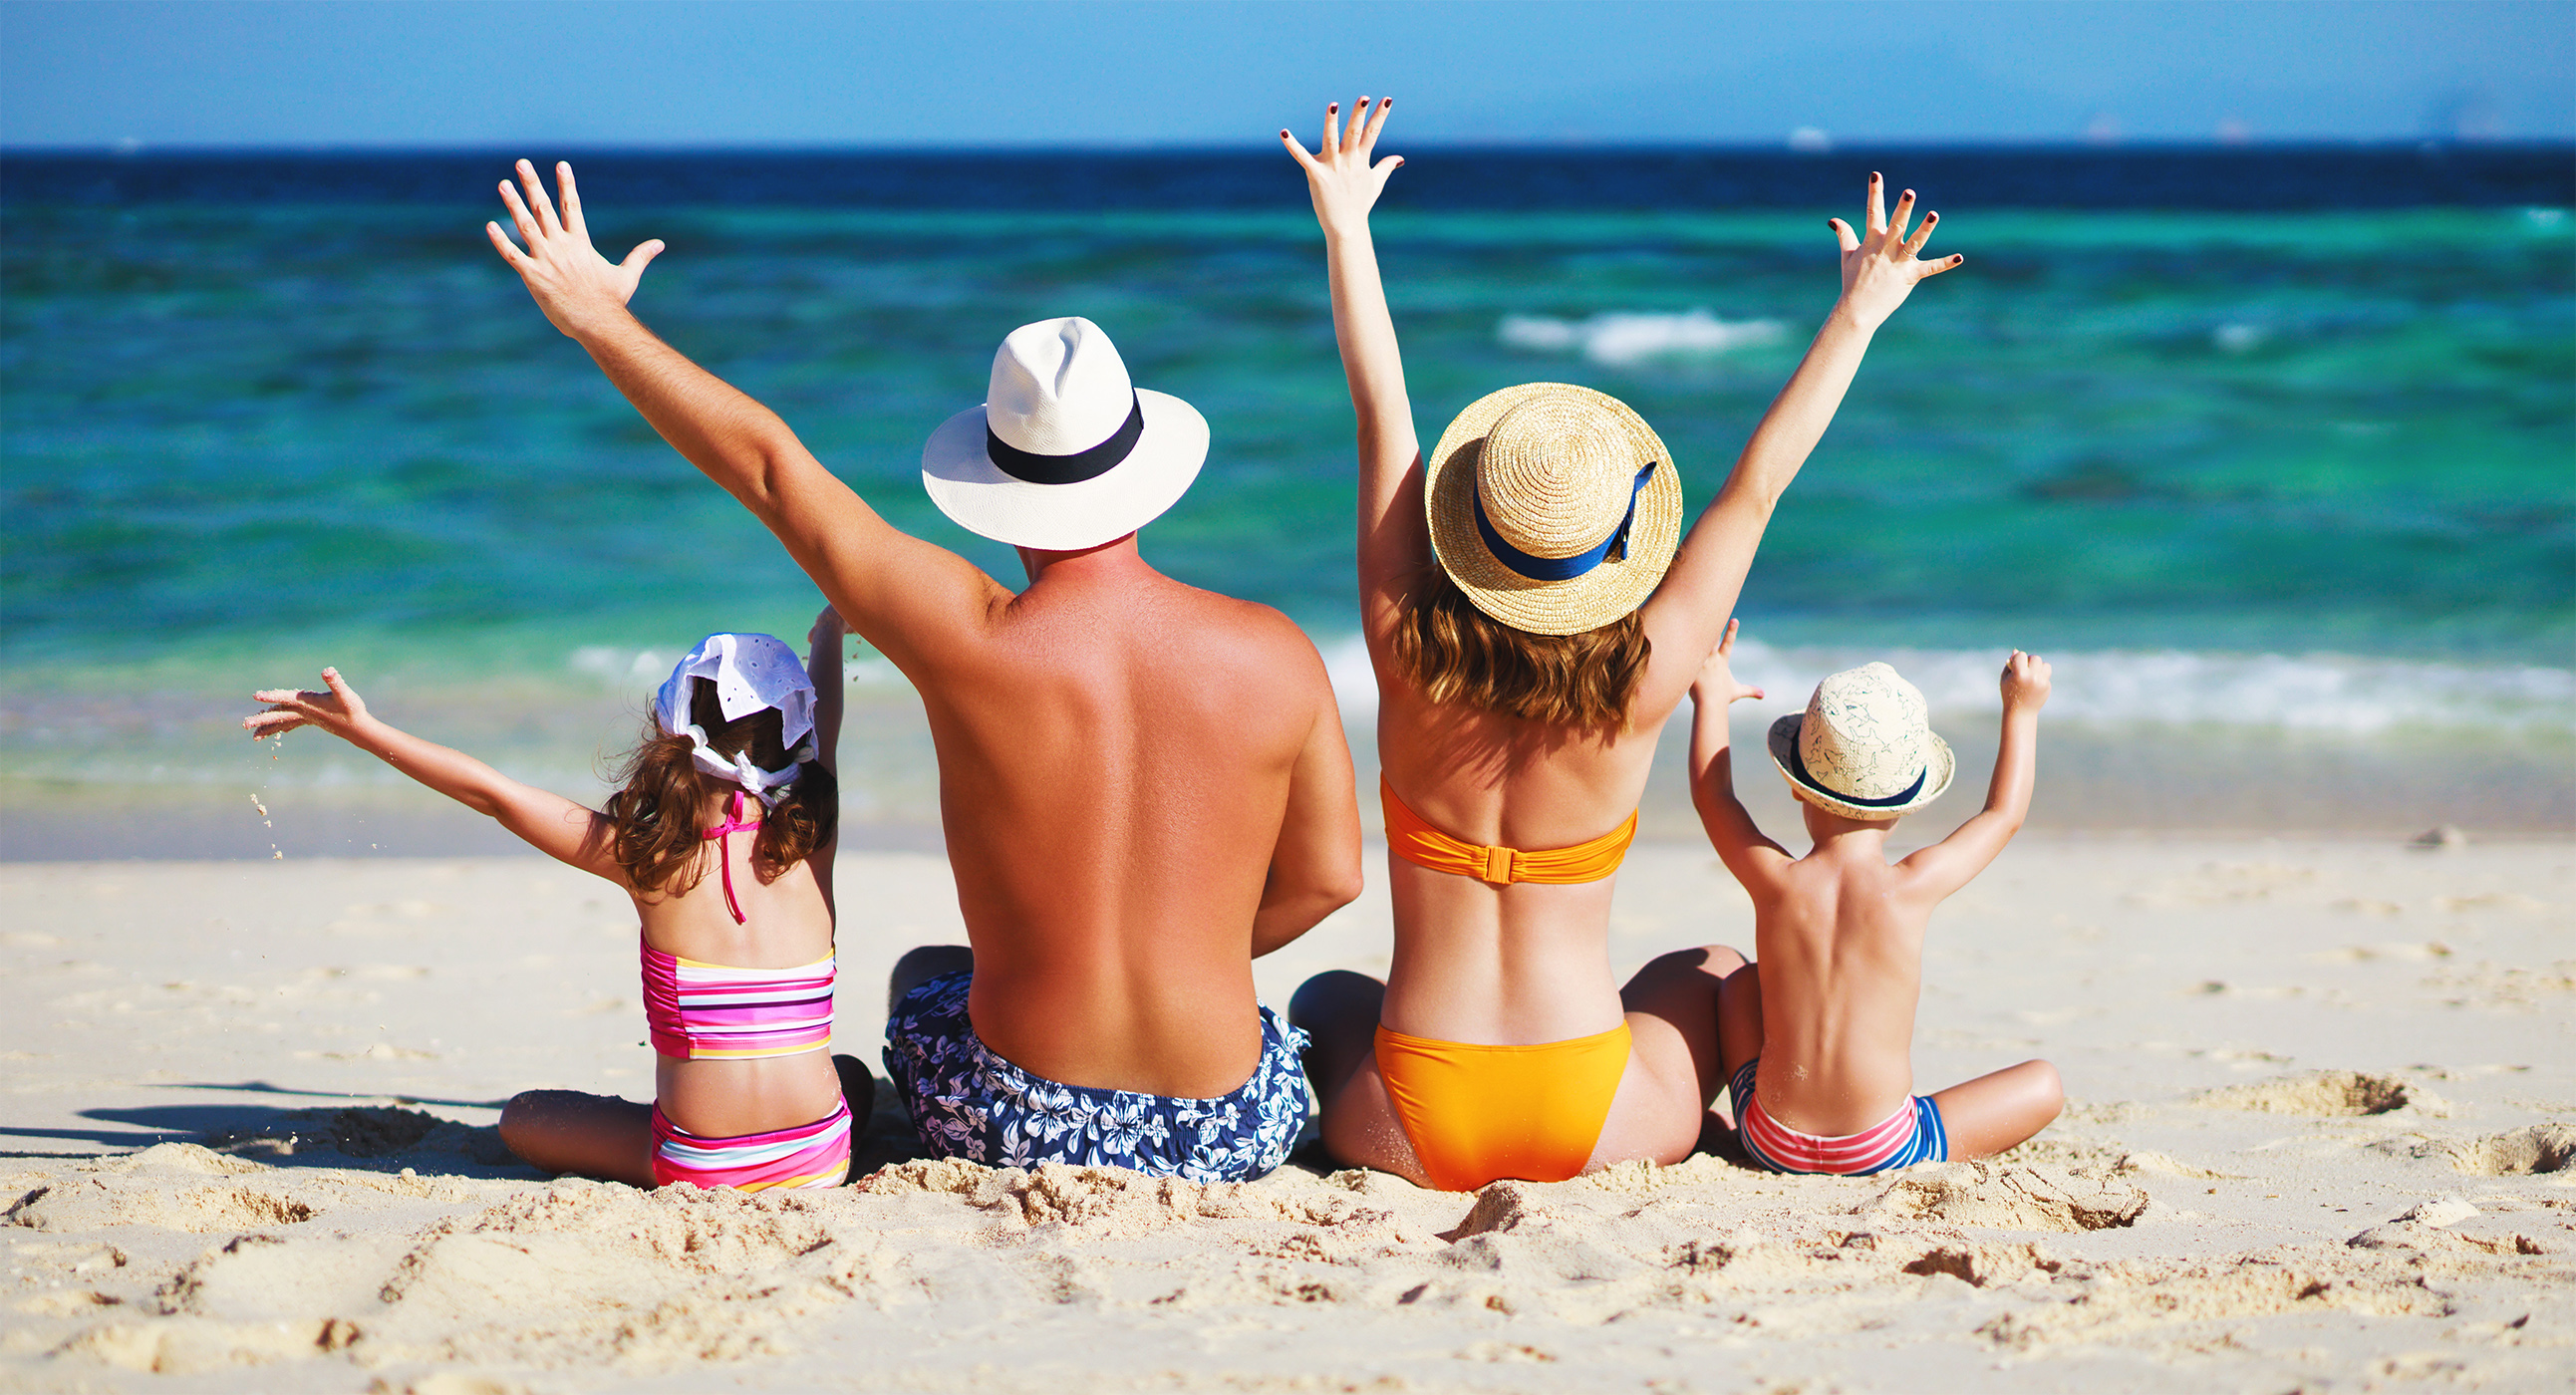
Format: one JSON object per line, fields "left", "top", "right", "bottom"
{"left": 653, "top": 634, "right": 819, "bottom": 805}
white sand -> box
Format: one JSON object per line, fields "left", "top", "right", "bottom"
{"left": 3, "top": 837, "right": 2572, "bottom": 1393}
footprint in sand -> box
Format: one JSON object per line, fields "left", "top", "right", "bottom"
{"left": 2189, "top": 1070, "right": 2438, "bottom": 1118}
{"left": 1864, "top": 1161, "right": 2148, "bottom": 1234}
{"left": 2431, "top": 1123, "right": 2576, "bottom": 1176}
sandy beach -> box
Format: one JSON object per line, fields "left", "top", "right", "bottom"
{"left": 4, "top": 834, "right": 2570, "bottom": 1393}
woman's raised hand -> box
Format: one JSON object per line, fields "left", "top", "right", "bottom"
{"left": 244, "top": 668, "right": 374, "bottom": 743}
{"left": 1281, "top": 97, "right": 1403, "bottom": 237}
{"left": 1829, "top": 172, "right": 1962, "bottom": 331}
{"left": 486, "top": 159, "right": 666, "bottom": 339}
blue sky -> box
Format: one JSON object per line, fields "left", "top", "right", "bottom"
{"left": 4, "top": 1, "right": 2569, "bottom": 148}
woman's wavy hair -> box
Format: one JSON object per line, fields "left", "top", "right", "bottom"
{"left": 602, "top": 677, "right": 837, "bottom": 897}
{"left": 1389, "top": 561, "right": 1652, "bottom": 729}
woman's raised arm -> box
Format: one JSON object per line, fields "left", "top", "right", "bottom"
{"left": 1636, "top": 173, "right": 1961, "bottom": 715}
{"left": 1283, "top": 98, "right": 1423, "bottom": 636}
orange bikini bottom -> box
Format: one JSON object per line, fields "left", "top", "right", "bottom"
{"left": 1373, "top": 1021, "right": 1633, "bottom": 1193}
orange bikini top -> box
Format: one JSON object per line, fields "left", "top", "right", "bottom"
{"left": 1379, "top": 776, "right": 1637, "bottom": 886}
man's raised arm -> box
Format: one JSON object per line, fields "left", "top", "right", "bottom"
{"left": 486, "top": 160, "right": 1006, "bottom": 673}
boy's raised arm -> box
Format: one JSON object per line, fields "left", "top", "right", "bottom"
{"left": 1283, "top": 98, "right": 1424, "bottom": 639}
{"left": 487, "top": 160, "right": 1010, "bottom": 677}
{"left": 1687, "top": 621, "right": 1794, "bottom": 886}
{"left": 1638, "top": 176, "right": 1963, "bottom": 710}
{"left": 1901, "top": 652, "right": 2051, "bottom": 900}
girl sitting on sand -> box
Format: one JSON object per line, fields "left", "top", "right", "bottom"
{"left": 1281, "top": 97, "right": 1961, "bottom": 1190}
{"left": 243, "top": 609, "right": 865, "bottom": 1191}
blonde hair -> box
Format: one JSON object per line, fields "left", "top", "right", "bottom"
{"left": 1389, "top": 564, "right": 1650, "bottom": 728}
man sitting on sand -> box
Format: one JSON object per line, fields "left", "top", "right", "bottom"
{"left": 1687, "top": 640, "right": 2065, "bottom": 1172}
{"left": 486, "top": 160, "right": 1362, "bottom": 1182}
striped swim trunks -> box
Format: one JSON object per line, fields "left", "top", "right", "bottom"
{"left": 1730, "top": 1057, "right": 1947, "bottom": 1176}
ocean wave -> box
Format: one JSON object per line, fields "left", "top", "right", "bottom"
{"left": 569, "top": 646, "right": 906, "bottom": 692}
{"left": 1498, "top": 310, "right": 1784, "bottom": 366}
{"left": 572, "top": 635, "right": 2571, "bottom": 736}
{"left": 1318, "top": 633, "right": 2575, "bottom": 735}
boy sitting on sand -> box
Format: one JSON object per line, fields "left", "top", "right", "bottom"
{"left": 1687, "top": 624, "right": 2064, "bottom": 1172}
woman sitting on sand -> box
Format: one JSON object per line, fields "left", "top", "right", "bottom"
{"left": 1280, "top": 98, "right": 1963, "bottom": 1190}
{"left": 243, "top": 609, "right": 868, "bottom": 1191}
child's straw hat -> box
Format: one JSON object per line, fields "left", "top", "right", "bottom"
{"left": 1423, "top": 383, "right": 1682, "bottom": 636}
{"left": 1767, "top": 662, "right": 1956, "bottom": 820}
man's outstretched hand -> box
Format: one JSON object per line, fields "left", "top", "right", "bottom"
{"left": 486, "top": 159, "right": 664, "bottom": 339}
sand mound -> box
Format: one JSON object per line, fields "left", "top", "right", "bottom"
{"left": 90, "top": 1143, "right": 267, "bottom": 1177}
{"left": 2436, "top": 1123, "right": 2576, "bottom": 1176}
{"left": 1981, "top": 1252, "right": 2450, "bottom": 1350}
{"left": 2189, "top": 1070, "right": 2431, "bottom": 1117}
{"left": 1864, "top": 1162, "right": 2147, "bottom": 1233}
{"left": 1899, "top": 1240, "right": 2061, "bottom": 1287}
{"left": 860, "top": 1159, "right": 1386, "bottom": 1237}
{"left": 8, "top": 1178, "right": 318, "bottom": 1234}
{"left": 52, "top": 1315, "right": 349, "bottom": 1376}
{"left": 1443, "top": 1181, "right": 1549, "bottom": 1240}
{"left": 205, "top": 1107, "right": 516, "bottom": 1167}
{"left": 360, "top": 1183, "right": 898, "bottom": 1370}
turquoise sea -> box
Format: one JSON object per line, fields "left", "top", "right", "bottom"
{"left": 4, "top": 150, "right": 2571, "bottom": 852}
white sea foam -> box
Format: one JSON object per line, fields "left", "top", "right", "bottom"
{"left": 1318, "top": 632, "right": 2574, "bottom": 735}
{"left": 1499, "top": 310, "right": 1784, "bottom": 367}
{"left": 572, "top": 634, "right": 2570, "bottom": 737}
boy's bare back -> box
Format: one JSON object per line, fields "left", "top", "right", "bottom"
{"left": 1690, "top": 636, "right": 2063, "bottom": 1156}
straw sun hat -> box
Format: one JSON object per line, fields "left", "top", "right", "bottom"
{"left": 1767, "top": 663, "right": 1956, "bottom": 820}
{"left": 923, "top": 317, "right": 1209, "bottom": 551}
{"left": 1424, "top": 383, "right": 1683, "bottom": 636}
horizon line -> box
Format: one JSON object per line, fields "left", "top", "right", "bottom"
{"left": 9, "top": 137, "right": 2574, "bottom": 157}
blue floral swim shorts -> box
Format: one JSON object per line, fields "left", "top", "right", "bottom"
{"left": 883, "top": 970, "right": 1312, "bottom": 1183}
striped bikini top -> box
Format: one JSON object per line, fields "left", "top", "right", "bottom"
{"left": 638, "top": 794, "right": 834, "bottom": 1061}
{"left": 641, "top": 944, "right": 835, "bottom": 1060}
{"left": 1380, "top": 775, "right": 1637, "bottom": 886}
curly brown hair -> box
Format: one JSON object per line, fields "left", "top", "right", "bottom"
{"left": 1388, "top": 562, "right": 1652, "bottom": 729}
{"left": 602, "top": 678, "right": 837, "bottom": 898}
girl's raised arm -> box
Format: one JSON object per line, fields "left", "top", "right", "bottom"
{"left": 805, "top": 606, "right": 845, "bottom": 776}
{"left": 1283, "top": 97, "right": 1422, "bottom": 640}
{"left": 245, "top": 668, "right": 621, "bottom": 880}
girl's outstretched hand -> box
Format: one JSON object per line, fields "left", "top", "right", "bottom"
{"left": 1281, "top": 97, "right": 1402, "bottom": 237}
{"left": 1829, "top": 172, "right": 1962, "bottom": 331}
{"left": 486, "top": 158, "right": 665, "bottom": 339}
{"left": 245, "top": 668, "right": 374, "bottom": 744}
{"left": 1689, "top": 619, "right": 1768, "bottom": 706}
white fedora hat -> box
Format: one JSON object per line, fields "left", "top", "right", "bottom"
{"left": 922, "top": 317, "right": 1209, "bottom": 551}
{"left": 1766, "top": 662, "right": 1956, "bottom": 820}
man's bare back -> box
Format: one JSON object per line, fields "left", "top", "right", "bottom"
{"left": 929, "top": 544, "right": 1353, "bottom": 1096}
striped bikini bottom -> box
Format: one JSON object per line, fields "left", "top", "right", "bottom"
{"left": 1730, "top": 1058, "right": 1947, "bottom": 1176}
{"left": 650, "top": 1097, "right": 852, "bottom": 1192}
